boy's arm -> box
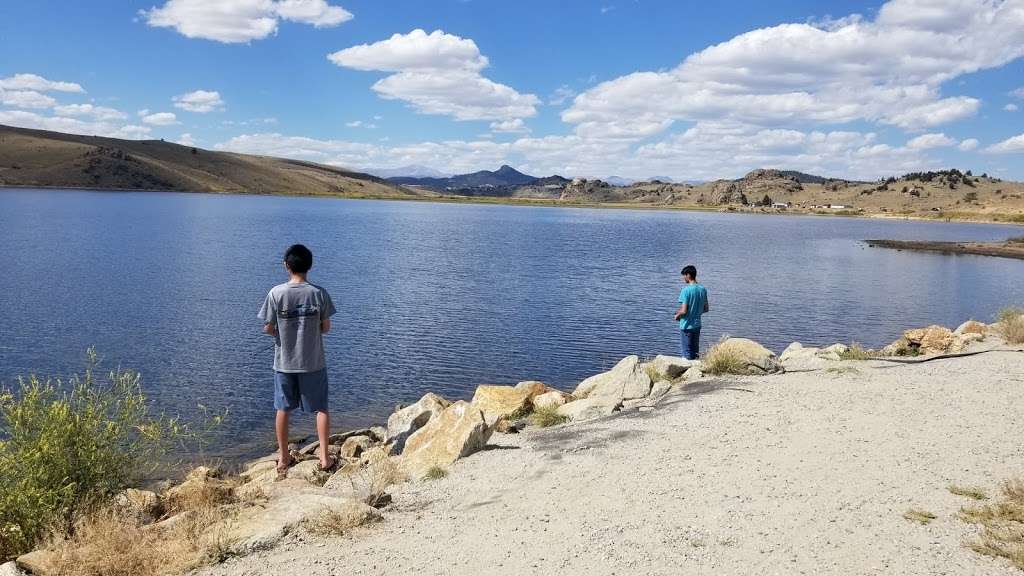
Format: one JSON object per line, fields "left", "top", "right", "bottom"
{"left": 321, "top": 289, "right": 337, "bottom": 334}
{"left": 674, "top": 302, "right": 688, "bottom": 321}
{"left": 258, "top": 292, "right": 277, "bottom": 336}
{"left": 704, "top": 297, "right": 710, "bottom": 313}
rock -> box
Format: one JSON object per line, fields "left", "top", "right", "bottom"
{"left": 401, "top": 401, "right": 493, "bottom": 479}
{"left": 341, "top": 435, "right": 373, "bottom": 459}
{"left": 904, "top": 325, "right": 954, "bottom": 354}
{"left": 648, "top": 379, "right": 673, "bottom": 399}
{"left": 387, "top": 393, "right": 450, "bottom": 453}
{"left": 682, "top": 367, "right": 704, "bottom": 381}
{"left": 779, "top": 342, "right": 806, "bottom": 362}
{"left": 15, "top": 551, "right": 55, "bottom": 576}
{"left": 821, "top": 343, "right": 849, "bottom": 356}
{"left": 952, "top": 331, "right": 984, "bottom": 351}
{"left": 286, "top": 459, "right": 330, "bottom": 486}
{"left": 532, "top": 390, "right": 572, "bottom": 409}
{"left": 164, "top": 466, "right": 234, "bottom": 512}
{"left": 112, "top": 488, "right": 162, "bottom": 524}
{"left": 646, "top": 355, "right": 694, "bottom": 379}
{"left": 228, "top": 494, "right": 380, "bottom": 555}
{"left": 368, "top": 426, "right": 387, "bottom": 442}
{"left": 556, "top": 396, "right": 622, "bottom": 421}
{"left": 0, "top": 562, "right": 24, "bottom": 576}
{"left": 711, "top": 338, "right": 784, "bottom": 374}
{"left": 572, "top": 356, "right": 652, "bottom": 401}
{"left": 881, "top": 336, "right": 911, "bottom": 356}
{"left": 514, "top": 380, "right": 549, "bottom": 399}
{"left": 470, "top": 385, "right": 535, "bottom": 427}
{"left": 954, "top": 320, "right": 986, "bottom": 336}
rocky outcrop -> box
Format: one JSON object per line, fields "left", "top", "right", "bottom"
{"left": 556, "top": 396, "right": 623, "bottom": 421}
{"left": 387, "top": 392, "right": 451, "bottom": 452}
{"left": 0, "top": 561, "right": 24, "bottom": 576}
{"left": 573, "top": 355, "right": 652, "bottom": 401}
{"left": 532, "top": 390, "right": 572, "bottom": 409}
{"left": 645, "top": 355, "right": 694, "bottom": 380}
{"left": 471, "top": 384, "right": 538, "bottom": 427}
{"left": 228, "top": 493, "right": 380, "bottom": 555}
{"left": 709, "top": 169, "right": 804, "bottom": 206}
{"left": 401, "top": 401, "right": 493, "bottom": 479}
{"left": 713, "top": 338, "right": 784, "bottom": 374}
{"left": 954, "top": 320, "right": 986, "bottom": 335}
{"left": 904, "top": 325, "right": 954, "bottom": 354}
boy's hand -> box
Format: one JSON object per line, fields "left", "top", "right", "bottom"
{"left": 263, "top": 323, "right": 277, "bottom": 336}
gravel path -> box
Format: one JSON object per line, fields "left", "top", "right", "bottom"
{"left": 200, "top": 350, "right": 1024, "bottom": 576}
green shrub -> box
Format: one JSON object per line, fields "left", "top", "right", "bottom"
{"left": 839, "top": 343, "right": 873, "bottom": 361}
{"left": 0, "top": 350, "right": 215, "bottom": 560}
{"left": 531, "top": 405, "right": 568, "bottom": 428}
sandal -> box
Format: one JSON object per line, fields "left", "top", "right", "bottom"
{"left": 318, "top": 456, "right": 337, "bottom": 472}
{"left": 275, "top": 455, "right": 294, "bottom": 481}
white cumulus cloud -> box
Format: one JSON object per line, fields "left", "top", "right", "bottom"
{"left": 906, "top": 132, "right": 955, "bottom": 149}
{"left": 0, "top": 109, "right": 151, "bottom": 140}
{"left": 563, "top": 0, "right": 1022, "bottom": 139}
{"left": 173, "top": 90, "right": 225, "bottom": 113}
{"left": 54, "top": 103, "right": 127, "bottom": 121}
{"left": 0, "top": 89, "right": 57, "bottom": 109}
{"left": 985, "top": 133, "right": 1024, "bottom": 154}
{"left": 0, "top": 73, "right": 84, "bottom": 93}
{"left": 141, "top": 111, "right": 180, "bottom": 125}
{"left": 1005, "top": 103, "right": 1019, "bottom": 112}
{"left": 490, "top": 119, "right": 530, "bottom": 134}
{"left": 328, "top": 29, "right": 539, "bottom": 122}
{"left": 143, "top": 0, "right": 352, "bottom": 43}
{"left": 958, "top": 138, "right": 979, "bottom": 151}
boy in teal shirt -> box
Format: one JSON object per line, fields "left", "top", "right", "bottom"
{"left": 673, "top": 265, "right": 709, "bottom": 360}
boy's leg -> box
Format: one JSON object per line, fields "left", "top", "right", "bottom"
{"left": 691, "top": 328, "right": 701, "bottom": 360}
{"left": 297, "top": 369, "right": 332, "bottom": 468}
{"left": 316, "top": 410, "right": 331, "bottom": 468}
{"left": 273, "top": 371, "right": 301, "bottom": 467}
{"left": 680, "top": 329, "right": 687, "bottom": 358}
{"left": 276, "top": 410, "right": 291, "bottom": 464}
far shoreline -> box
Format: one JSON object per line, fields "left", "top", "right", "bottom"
{"left": 4, "top": 183, "right": 1024, "bottom": 228}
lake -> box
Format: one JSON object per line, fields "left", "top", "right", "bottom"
{"left": 2, "top": 188, "right": 1022, "bottom": 461}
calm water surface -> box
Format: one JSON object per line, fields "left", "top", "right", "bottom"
{"left": 2, "top": 189, "right": 1022, "bottom": 460}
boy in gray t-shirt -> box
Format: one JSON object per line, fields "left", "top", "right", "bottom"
{"left": 258, "top": 244, "right": 337, "bottom": 478}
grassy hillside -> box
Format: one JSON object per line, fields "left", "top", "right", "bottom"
{"left": 0, "top": 124, "right": 414, "bottom": 198}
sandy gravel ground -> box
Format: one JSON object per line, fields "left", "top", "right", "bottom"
{"left": 199, "top": 350, "right": 1024, "bottom": 576}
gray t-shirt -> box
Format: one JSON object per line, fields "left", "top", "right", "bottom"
{"left": 258, "top": 281, "right": 336, "bottom": 373}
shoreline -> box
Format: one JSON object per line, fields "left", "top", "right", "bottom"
{"left": 4, "top": 183, "right": 1023, "bottom": 227}
{"left": 866, "top": 238, "right": 1024, "bottom": 260}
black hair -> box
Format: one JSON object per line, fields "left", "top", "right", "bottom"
{"left": 681, "top": 265, "right": 697, "bottom": 279}
{"left": 284, "top": 244, "right": 313, "bottom": 274}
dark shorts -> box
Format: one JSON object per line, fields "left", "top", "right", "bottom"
{"left": 274, "top": 369, "right": 329, "bottom": 413}
{"left": 680, "top": 328, "right": 701, "bottom": 360}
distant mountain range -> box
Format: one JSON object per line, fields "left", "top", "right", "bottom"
{"left": 387, "top": 164, "right": 568, "bottom": 190}
{"left": 366, "top": 165, "right": 450, "bottom": 179}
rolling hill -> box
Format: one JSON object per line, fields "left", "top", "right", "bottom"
{"left": 0, "top": 124, "right": 414, "bottom": 198}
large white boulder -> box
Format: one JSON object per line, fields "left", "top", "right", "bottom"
{"left": 228, "top": 493, "right": 380, "bottom": 555}
{"left": 401, "top": 401, "right": 493, "bottom": 479}
{"left": 708, "top": 338, "right": 784, "bottom": 374}
{"left": 386, "top": 392, "right": 450, "bottom": 453}
{"left": 573, "top": 356, "right": 652, "bottom": 401}
{"left": 646, "top": 355, "right": 694, "bottom": 380}
{"left": 556, "top": 396, "right": 622, "bottom": 421}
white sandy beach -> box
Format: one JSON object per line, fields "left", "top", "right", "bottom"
{"left": 197, "top": 347, "right": 1024, "bottom": 576}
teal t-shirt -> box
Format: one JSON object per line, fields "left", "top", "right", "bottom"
{"left": 678, "top": 283, "right": 707, "bottom": 331}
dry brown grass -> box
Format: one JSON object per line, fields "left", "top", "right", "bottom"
{"left": 703, "top": 338, "right": 748, "bottom": 375}
{"left": 839, "top": 343, "right": 873, "bottom": 360}
{"left": 948, "top": 484, "right": 989, "bottom": 501}
{"left": 903, "top": 508, "right": 937, "bottom": 525}
{"left": 959, "top": 478, "right": 1024, "bottom": 570}
{"left": 997, "top": 307, "right": 1024, "bottom": 345}
{"left": 347, "top": 447, "right": 404, "bottom": 508}
{"left": 423, "top": 466, "right": 448, "bottom": 480}
{"left": 46, "top": 499, "right": 235, "bottom": 576}
{"left": 305, "top": 505, "right": 382, "bottom": 537}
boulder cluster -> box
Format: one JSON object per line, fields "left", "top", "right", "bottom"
{"left": 880, "top": 320, "right": 989, "bottom": 356}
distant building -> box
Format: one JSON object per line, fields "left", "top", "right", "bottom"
{"left": 772, "top": 202, "right": 790, "bottom": 208}
{"left": 829, "top": 204, "right": 849, "bottom": 209}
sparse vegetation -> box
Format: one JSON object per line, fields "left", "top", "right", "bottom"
{"left": 424, "top": 466, "right": 448, "bottom": 480}
{"left": 838, "top": 343, "right": 873, "bottom": 361}
{"left": 531, "top": 404, "right": 568, "bottom": 428}
{"left": 703, "top": 338, "right": 748, "bottom": 375}
{"left": 959, "top": 478, "right": 1024, "bottom": 570}
{"left": 903, "top": 508, "right": 937, "bottom": 525}
{"left": 45, "top": 498, "right": 235, "bottom": 576}
{"left": 644, "top": 363, "right": 666, "bottom": 383}
{"left": 997, "top": 307, "right": 1024, "bottom": 345}
{"left": 948, "top": 484, "right": 989, "bottom": 501}
{"left": 306, "top": 505, "right": 381, "bottom": 537}
{"left": 347, "top": 447, "right": 403, "bottom": 508}
{"left": 0, "top": 350, "right": 219, "bottom": 560}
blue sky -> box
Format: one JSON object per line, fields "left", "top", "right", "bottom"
{"left": 2, "top": 0, "right": 1023, "bottom": 180}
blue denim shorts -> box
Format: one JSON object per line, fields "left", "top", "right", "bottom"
{"left": 274, "top": 369, "right": 328, "bottom": 413}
